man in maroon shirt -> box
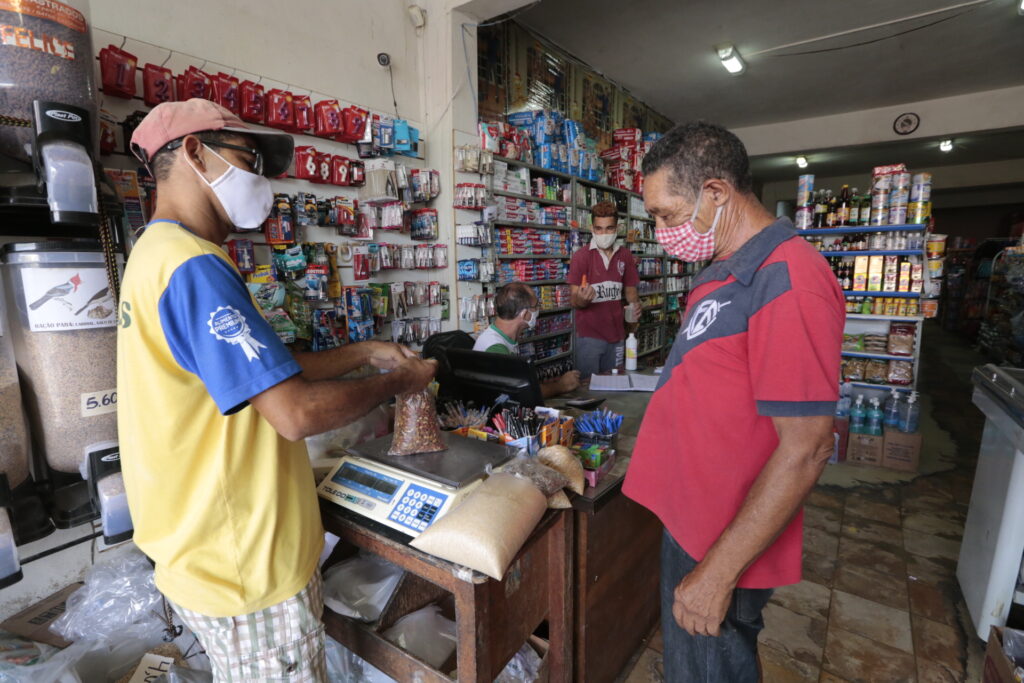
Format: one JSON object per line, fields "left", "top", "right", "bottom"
{"left": 568, "top": 201, "right": 641, "bottom": 379}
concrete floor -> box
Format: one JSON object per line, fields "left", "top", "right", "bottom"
{"left": 617, "top": 322, "right": 993, "bottom": 682}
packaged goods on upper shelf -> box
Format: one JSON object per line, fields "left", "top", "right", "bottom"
{"left": 794, "top": 165, "right": 933, "bottom": 230}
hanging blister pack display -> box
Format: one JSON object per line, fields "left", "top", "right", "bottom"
{"left": 410, "top": 209, "right": 438, "bottom": 240}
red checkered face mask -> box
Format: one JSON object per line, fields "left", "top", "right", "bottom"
{"left": 655, "top": 190, "right": 722, "bottom": 262}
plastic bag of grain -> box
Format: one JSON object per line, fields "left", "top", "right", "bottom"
{"left": 382, "top": 604, "right": 456, "bottom": 670}
{"left": 322, "top": 552, "right": 404, "bottom": 622}
{"left": 410, "top": 474, "right": 546, "bottom": 580}
{"left": 501, "top": 457, "right": 569, "bottom": 496}
{"left": 537, "top": 445, "right": 585, "bottom": 495}
{"left": 388, "top": 389, "right": 445, "bottom": 456}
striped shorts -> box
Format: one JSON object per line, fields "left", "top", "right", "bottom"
{"left": 171, "top": 571, "right": 327, "bottom": 682}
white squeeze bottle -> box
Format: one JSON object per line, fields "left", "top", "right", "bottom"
{"left": 625, "top": 333, "right": 638, "bottom": 371}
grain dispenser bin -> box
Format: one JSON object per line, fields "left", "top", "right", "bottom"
{"left": 1, "top": 241, "right": 118, "bottom": 527}
{"left": 0, "top": 0, "right": 100, "bottom": 226}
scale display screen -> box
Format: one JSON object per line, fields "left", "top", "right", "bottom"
{"left": 332, "top": 462, "right": 402, "bottom": 503}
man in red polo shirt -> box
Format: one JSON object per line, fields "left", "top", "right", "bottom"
{"left": 623, "top": 122, "right": 844, "bottom": 682}
{"left": 568, "top": 201, "right": 641, "bottom": 379}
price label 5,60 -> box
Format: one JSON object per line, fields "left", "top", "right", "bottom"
{"left": 81, "top": 389, "right": 117, "bottom": 417}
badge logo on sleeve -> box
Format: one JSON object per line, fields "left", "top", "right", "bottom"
{"left": 685, "top": 299, "right": 731, "bottom": 340}
{"left": 208, "top": 306, "right": 267, "bottom": 361}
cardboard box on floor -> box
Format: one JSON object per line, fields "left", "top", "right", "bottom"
{"left": 983, "top": 626, "right": 1023, "bottom": 683}
{"left": 846, "top": 433, "right": 884, "bottom": 466}
{"left": 0, "top": 582, "right": 81, "bottom": 649}
{"left": 883, "top": 427, "right": 922, "bottom": 472}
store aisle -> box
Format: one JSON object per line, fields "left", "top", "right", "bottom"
{"left": 617, "top": 323, "right": 990, "bottom": 682}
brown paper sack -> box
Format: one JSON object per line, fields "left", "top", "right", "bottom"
{"left": 410, "top": 474, "right": 546, "bottom": 580}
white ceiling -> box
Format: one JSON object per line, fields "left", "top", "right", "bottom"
{"left": 750, "top": 127, "right": 1024, "bottom": 183}
{"left": 516, "top": 0, "right": 1024, "bottom": 129}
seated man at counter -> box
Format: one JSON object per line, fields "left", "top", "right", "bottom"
{"left": 473, "top": 282, "right": 580, "bottom": 398}
{"left": 119, "top": 99, "right": 436, "bottom": 682}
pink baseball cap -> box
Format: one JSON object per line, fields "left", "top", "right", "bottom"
{"left": 129, "top": 98, "right": 294, "bottom": 177}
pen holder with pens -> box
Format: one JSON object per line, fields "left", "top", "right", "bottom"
{"left": 505, "top": 435, "right": 540, "bottom": 458}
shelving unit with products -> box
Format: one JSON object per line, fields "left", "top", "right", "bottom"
{"left": 798, "top": 223, "right": 929, "bottom": 394}
{"left": 453, "top": 151, "right": 693, "bottom": 373}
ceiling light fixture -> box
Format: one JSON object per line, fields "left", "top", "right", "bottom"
{"left": 796, "top": 156, "right": 808, "bottom": 168}
{"left": 715, "top": 44, "right": 746, "bottom": 75}
{"left": 1019, "top": 0, "right": 1024, "bottom": 16}
{"left": 939, "top": 139, "right": 953, "bottom": 152}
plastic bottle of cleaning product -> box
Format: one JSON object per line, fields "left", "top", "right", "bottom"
{"left": 850, "top": 395, "right": 866, "bottom": 434}
{"left": 899, "top": 392, "right": 920, "bottom": 433}
{"left": 625, "top": 333, "right": 638, "bottom": 371}
{"left": 884, "top": 389, "right": 902, "bottom": 428}
{"left": 867, "top": 398, "right": 884, "bottom": 436}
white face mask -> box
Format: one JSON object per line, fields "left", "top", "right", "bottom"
{"left": 593, "top": 232, "right": 616, "bottom": 250}
{"left": 521, "top": 309, "right": 538, "bottom": 330}
{"left": 188, "top": 144, "right": 274, "bottom": 230}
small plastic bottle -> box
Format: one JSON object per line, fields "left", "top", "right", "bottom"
{"left": 850, "top": 395, "right": 866, "bottom": 434}
{"left": 900, "top": 392, "right": 920, "bottom": 433}
{"left": 624, "top": 333, "right": 638, "bottom": 371}
{"left": 867, "top": 398, "right": 884, "bottom": 436}
{"left": 884, "top": 389, "right": 902, "bottom": 428}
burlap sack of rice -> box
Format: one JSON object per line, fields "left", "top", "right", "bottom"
{"left": 410, "top": 473, "right": 546, "bottom": 580}
{"left": 547, "top": 491, "right": 571, "bottom": 509}
{"left": 537, "top": 445, "right": 585, "bottom": 495}
{"left": 388, "top": 389, "right": 446, "bottom": 456}
{"left": 501, "top": 458, "right": 568, "bottom": 497}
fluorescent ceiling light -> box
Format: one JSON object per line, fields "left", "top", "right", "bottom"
{"left": 796, "top": 156, "right": 808, "bottom": 168}
{"left": 939, "top": 139, "right": 953, "bottom": 152}
{"left": 716, "top": 44, "right": 746, "bottom": 75}
{"left": 1019, "top": 0, "right": 1024, "bottom": 16}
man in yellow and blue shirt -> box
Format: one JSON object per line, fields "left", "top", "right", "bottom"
{"left": 119, "top": 99, "right": 436, "bottom": 682}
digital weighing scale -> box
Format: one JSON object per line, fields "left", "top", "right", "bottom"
{"left": 317, "top": 432, "right": 511, "bottom": 538}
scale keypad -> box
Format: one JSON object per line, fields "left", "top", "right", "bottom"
{"left": 389, "top": 485, "right": 447, "bottom": 533}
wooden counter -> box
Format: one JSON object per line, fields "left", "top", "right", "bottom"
{"left": 555, "top": 386, "right": 663, "bottom": 683}
{"left": 320, "top": 502, "right": 573, "bottom": 682}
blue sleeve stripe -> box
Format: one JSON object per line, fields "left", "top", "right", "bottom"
{"left": 157, "top": 253, "right": 303, "bottom": 415}
{"left": 756, "top": 400, "right": 836, "bottom": 417}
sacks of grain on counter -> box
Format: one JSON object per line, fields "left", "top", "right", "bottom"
{"left": 547, "top": 490, "right": 571, "bottom": 509}
{"left": 410, "top": 474, "right": 546, "bottom": 580}
{"left": 501, "top": 457, "right": 568, "bottom": 497}
{"left": 537, "top": 445, "right": 585, "bottom": 495}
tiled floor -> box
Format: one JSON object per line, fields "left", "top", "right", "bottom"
{"left": 617, "top": 323, "right": 992, "bottom": 682}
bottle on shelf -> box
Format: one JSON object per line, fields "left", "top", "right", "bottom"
{"left": 625, "top": 332, "right": 638, "bottom": 371}
{"left": 866, "top": 398, "right": 884, "bottom": 436}
{"left": 884, "top": 389, "right": 902, "bottom": 428}
{"left": 837, "top": 185, "right": 852, "bottom": 226}
{"left": 858, "top": 194, "right": 871, "bottom": 226}
{"left": 899, "top": 391, "right": 920, "bottom": 433}
{"left": 850, "top": 395, "right": 866, "bottom": 434}
{"left": 848, "top": 188, "right": 861, "bottom": 225}
{"left": 813, "top": 190, "right": 828, "bottom": 228}
{"left": 825, "top": 190, "right": 838, "bottom": 227}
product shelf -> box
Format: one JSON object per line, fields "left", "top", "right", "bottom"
{"left": 638, "top": 345, "right": 664, "bottom": 358}
{"left": 493, "top": 155, "right": 573, "bottom": 181}
{"left": 539, "top": 306, "right": 573, "bottom": 315}
{"left": 520, "top": 329, "right": 573, "bottom": 343}
{"left": 799, "top": 224, "right": 927, "bottom": 236}
{"left": 848, "top": 381, "right": 913, "bottom": 393}
{"left": 492, "top": 189, "right": 572, "bottom": 207}
{"left": 630, "top": 216, "right": 655, "bottom": 223}
{"left": 842, "top": 350, "right": 915, "bottom": 362}
{"left": 628, "top": 238, "right": 660, "bottom": 244}
{"left": 498, "top": 278, "right": 566, "bottom": 286}
{"left": 492, "top": 220, "right": 573, "bottom": 232}
{"left": 665, "top": 289, "right": 688, "bottom": 295}
{"left": 819, "top": 250, "right": 921, "bottom": 257}
{"left": 532, "top": 350, "right": 573, "bottom": 364}
{"left": 497, "top": 253, "right": 571, "bottom": 260}
{"left": 644, "top": 304, "right": 665, "bottom": 311}
{"left": 846, "top": 313, "right": 925, "bottom": 322}
{"left": 575, "top": 177, "right": 631, "bottom": 195}
{"left": 843, "top": 290, "right": 921, "bottom": 298}
{"left": 639, "top": 274, "right": 664, "bottom": 280}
